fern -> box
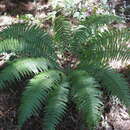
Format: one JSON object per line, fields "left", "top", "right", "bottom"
{"left": 79, "top": 28, "right": 130, "bottom": 65}
{"left": 97, "top": 68, "right": 130, "bottom": 106}
{"left": 0, "top": 14, "right": 130, "bottom": 130}
{"left": 43, "top": 81, "right": 69, "bottom": 130}
{"left": 81, "top": 14, "right": 122, "bottom": 29}
{"left": 54, "top": 16, "right": 73, "bottom": 52}
{"left": 0, "top": 23, "right": 56, "bottom": 59}
{"left": 0, "top": 58, "right": 51, "bottom": 89}
{"left": 70, "top": 70, "right": 102, "bottom": 129}
{"left": 19, "top": 70, "right": 64, "bottom": 127}
{"left": 72, "top": 25, "right": 91, "bottom": 54}
{"left": 81, "top": 65, "right": 130, "bottom": 106}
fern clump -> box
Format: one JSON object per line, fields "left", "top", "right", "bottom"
{"left": 0, "top": 14, "right": 130, "bottom": 130}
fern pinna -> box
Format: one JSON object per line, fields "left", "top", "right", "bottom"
{"left": 0, "top": 15, "right": 130, "bottom": 130}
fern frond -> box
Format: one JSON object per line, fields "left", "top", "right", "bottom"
{"left": 81, "top": 14, "right": 122, "bottom": 28}
{"left": 18, "top": 70, "right": 63, "bottom": 127}
{"left": 80, "top": 28, "right": 130, "bottom": 65}
{"left": 97, "top": 68, "right": 130, "bottom": 106}
{"left": 0, "top": 58, "right": 52, "bottom": 89}
{"left": 79, "top": 64, "right": 130, "bottom": 106}
{"left": 54, "top": 16, "right": 73, "bottom": 52}
{"left": 79, "top": 65, "right": 130, "bottom": 106}
{"left": 0, "top": 23, "right": 56, "bottom": 59}
{"left": 43, "top": 81, "right": 69, "bottom": 130}
{"left": 70, "top": 70, "right": 102, "bottom": 129}
{"left": 72, "top": 25, "right": 91, "bottom": 54}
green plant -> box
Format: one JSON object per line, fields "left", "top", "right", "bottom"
{"left": 0, "top": 14, "right": 130, "bottom": 130}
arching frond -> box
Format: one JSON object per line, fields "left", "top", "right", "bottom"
{"left": 79, "top": 65, "right": 130, "bottom": 106}
{"left": 0, "top": 58, "right": 52, "bottom": 89}
{"left": 70, "top": 70, "right": 102, "bottom": 129}
{"left": 43, "top": 81, "right": 69, "bottom": 130}
{"left": 18, "top": 70, "right": 63, "bottom": 127}
{"left": 97, "top": 68, "right": 130, "bottom": 106}
{"left": 72, "top": 25, "right": 91, "bottom": 54}
{"left": 0, "top": 23, "right": 56, "bottom": 59}
{"left": 79, "top": 28, "right": 130, "bottom": 65}
{"left": 78, "top": 64, "right": 130, "bottom": 106}
{"left": 54, "top": 16, "right": 73, "bottom": 52}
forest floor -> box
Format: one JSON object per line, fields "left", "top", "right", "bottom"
{"left": 0, "top": 0, "right": 130, "bottom": 130}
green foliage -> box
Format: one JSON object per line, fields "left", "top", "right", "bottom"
{"left": 70, "top": 70, "right": 102, "bottom": 129}
{"left": 97, "top": 68, "right": 130, "bottom": 106}
{"left": 81, "top": 14, "right": 122, "bottom": 28}
{"left": 0, "top": 14, "right": 130, "bottom": 130}
{"left": 54, "top": 16, "right": 73, "bottom": 52}
{"left": 43, "top": 81, "right": 69, "bottom": 129}
{"left": 18, "top": 70, "right": 64, "bottom": 127}
{"left": 0, "top": 58, "right": 51, "bottom": 89}
{"left": 79, "top": 29, "right": 130, "bottom": 64}
{"left": 0, "top": 23, "right": 56, "bottom": 60}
